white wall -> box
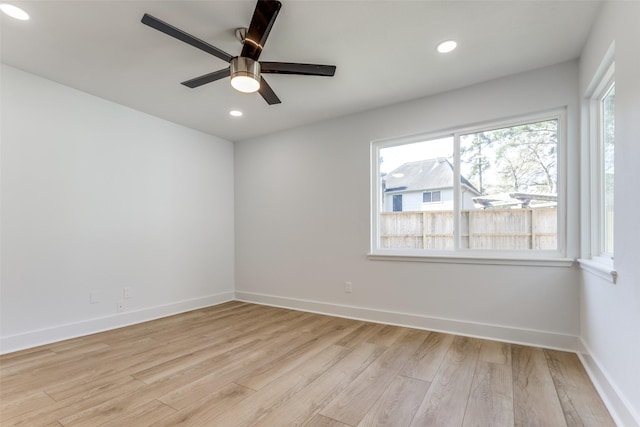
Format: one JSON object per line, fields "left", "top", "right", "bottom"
{"left": 0, "top": 65, "right": 235, "bottom": 353}
{"left": 579, "top": 2, "right": 640, "bottom": 426}
{"left": 235, "top": 60, "right": 581, "bottom": 349}
{"left": 383, "top": 188, "right": 456, "bottom": 212}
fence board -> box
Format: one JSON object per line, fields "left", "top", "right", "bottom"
{"left": 380, "top": 208, "right": 557, "bottom": 250}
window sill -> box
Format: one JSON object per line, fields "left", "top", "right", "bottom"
{"left": 577, "top": 258, "right": 617, "bottom": 284}
{"left": 367, "top": 253, "right": 574, "bottom": 267}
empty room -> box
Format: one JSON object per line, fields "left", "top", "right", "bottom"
{"left": 1, "top": 0, "right": 638, "bottom": 426}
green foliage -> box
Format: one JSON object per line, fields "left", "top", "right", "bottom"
{"left": 460, "top": 119, "right": 558, "bottom": 195}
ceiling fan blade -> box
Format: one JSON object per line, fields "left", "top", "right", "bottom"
{"left": 260, "top": 62, "right": 336, "bottom": 76}
{"left": 258, "top": 77, "right": 281, "bottom": 105}
{"left": 142, "top": 14, "right": 234, "bottom": 63}
{"left": 181, "top": 68, "right": 231, "bottom": 88}
{"left": 241, "top": 0, "right": 282, "bottom": 61}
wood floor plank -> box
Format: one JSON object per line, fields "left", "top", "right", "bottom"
{"left": 138, "top": 338, "right": 269, "bottom": 407}
{"left": 253, "top": 342, "right": 385, "bottom": 426}
{"left": 409, "top": 336, "right": 481, "bottom": 427}
{"left": 320, "top": 329, "right": 428, "bottom": 426}
{"left": 131, "top": 308, "right": 315, "bottom": 386}
{"left": 544, "top": 349, "right": 616, "bottom": 427}
{"left": 0, "top": 349, "right": 57, "bottom": 378}
{"left": 357, "top": 375, "right": 430, "bottom": 427}
{"left": 58, "top": 395, "right": 174, "bottom": 427}
{"left": 197, "top": 344, "right": 352, "bottom": 426}
{"left": 130, "top": 334, "right": 264, "bottom": 384}
{"left": 0, "top": 391, "right": 56, "bottom": 422}
{"left": 152, "top": 383, "right": 255, "bottom": 427}
{"left": 512, "top": 345, "right": 567, "bottom": 427}
{"left": 45, "top": 338, "right": 111, "bottom": 354}
{"left": 234, "top": 316, "right": 358, "bottom": 390}
{"left": 399, "top": 331, "right": 454, "bottom": 382}
{"left": 0, "top": 343, "right": 113, "bottom": 399}
{"left": 95, "top": 399, "right": 176, "bottom": 427}
{"left": 0, "top": 303, "right": 614, "bottom": 427}
{"left": 2, "top": 376, "right": 146, "bottom": 427}
{"left": 479, "top": 340, "right": 511, "bottom": 365}
{"left": 462, "top": 361, "right": 514, "bottom": 427}
{"left": 42, "top": 342, "right": 197, "bottom": 401}
{"left": 304, "top": 414, "right": 352, "bottom": 427}
{"left": 1, "top": 335, "right": 156, "bottom": 401}
{"left": 365, "top": 324, "right": 408, "bottom": 347}
{"left": 335, "top": 322, "right": 384, "bottom": 348}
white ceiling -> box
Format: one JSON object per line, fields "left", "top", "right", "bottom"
{"left": 1, "top": 1, "right": 601, "bottom": 141}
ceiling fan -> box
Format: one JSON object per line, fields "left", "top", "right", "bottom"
{"left": 141, "top": 0, "right": 336, "bottom": 105}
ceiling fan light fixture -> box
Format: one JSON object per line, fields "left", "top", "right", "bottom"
{"left": 230, "top": 57, "right": 261, "bottom": 93}
{"left": 0, "top": 3, "right": 29, "bottom": 20}
{"left": 436, "top": 40, "right": 457, "bottom": 54}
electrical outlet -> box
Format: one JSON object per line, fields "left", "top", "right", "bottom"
{"left": 345, "top": 281, "right": 352, "bottom": 293}
{"left": 117, "top": 301, "right": 125, "bottom": 312}
{"left": 123, "top": 287, "right": 132, "bottom": 299}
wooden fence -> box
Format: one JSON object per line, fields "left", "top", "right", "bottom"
{"left": 380, "top": 207, "right": 557, "bottom": 250}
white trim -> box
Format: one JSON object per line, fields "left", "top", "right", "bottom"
{"left": 0, "top": 291, "right": 234, "bottom": 355}
{"left": 577, "top": 258, "right": 617, "bottom": 284}
{"left": 578, "top": 338, "right": 640, "bottom": 427}
{"left": 368, "top": 253, "right": 574, "bottom": 267}
{"left": 235, "top": 291, "right": 581, "bottom": 352}
{"left": 583, "top": 43, "right": 615, "bottom": 261}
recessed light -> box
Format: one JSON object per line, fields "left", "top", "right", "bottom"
{"left": 436, "top": 40, "right": 457, "bottom": 54}
{"left": 0, "top": 3, "right": 29, "bottom": 20}
{"left": 229, "top": 110, "right": 243, "bottom": 117}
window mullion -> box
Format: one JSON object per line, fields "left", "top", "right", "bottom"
{"left": 453, "top": 133, "right": 461, "bottom": 251}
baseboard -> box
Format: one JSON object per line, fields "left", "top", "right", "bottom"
{"left": 578, "top": 338, "right": 640, "bottom": 427}
{"left": 0, "top": 291, "right": 234, "bottom": 355}
{"left": 234, "top": 291, "right": 581, "bottom": 352}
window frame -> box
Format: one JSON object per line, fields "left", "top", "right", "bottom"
{"left": 370, "top": 109, "right": 570, "bottom": 266}
{"left": 422, "top": 190, "right": 442, "bottom": 204}
{"left": 586, "top": 62, "right": 615, "bottom": 268}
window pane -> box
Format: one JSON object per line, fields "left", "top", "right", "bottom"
{"left": 393, "top": 194, "right": 403, "bottom": 212}
{"left": 602, "top": 85, "right": 615, "bottom": 255}
{"left": 460, "top": 119, "right": 558, "bottom": 250}
{"left": 378, "top": 137, "right": 454, "bottom": 250}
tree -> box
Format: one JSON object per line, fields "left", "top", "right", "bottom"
{"left": 460, "top": 119, "right": 558, "bottom": 196}
{"left": 494, "top": 121, "right": 557, "bottom": 194}
{"left": 460, "top": 132, "right": 493, "bottom": 195}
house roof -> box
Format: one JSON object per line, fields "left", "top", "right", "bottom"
{"left": 384, "top": 158, "right": 480, "bottom": 195}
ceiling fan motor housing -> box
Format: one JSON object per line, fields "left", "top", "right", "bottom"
{"left": 230, "top": 57, "right": 261, "bottom": 92}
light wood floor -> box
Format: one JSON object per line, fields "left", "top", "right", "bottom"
{"left": 0, "top": 301, "right": 615, "bottom": 426}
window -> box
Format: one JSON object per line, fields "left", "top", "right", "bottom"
{"left": 423, "top": 191, "right": 441, "bottom": 203}
{"left": 372, "top": 111, "right": 565, "bottom": 260}
{"left": 585, "top": 60, "right": 615, "bottom": 267}
{"left": 577, "top": 52, "right": 616, "bottom": 281}
{"left": 392, "top": 194, "right": 403, "bottom": 212}
{"left": 601, "top": 83, "right": 615, "bottom": 258}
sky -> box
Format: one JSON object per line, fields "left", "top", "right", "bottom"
{"left": 379, "top": 136, "right": 453, "bottom": 175}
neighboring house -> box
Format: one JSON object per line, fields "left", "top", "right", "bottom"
{"left": 383, "top": 158, "right": 481, "bottom": 212}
